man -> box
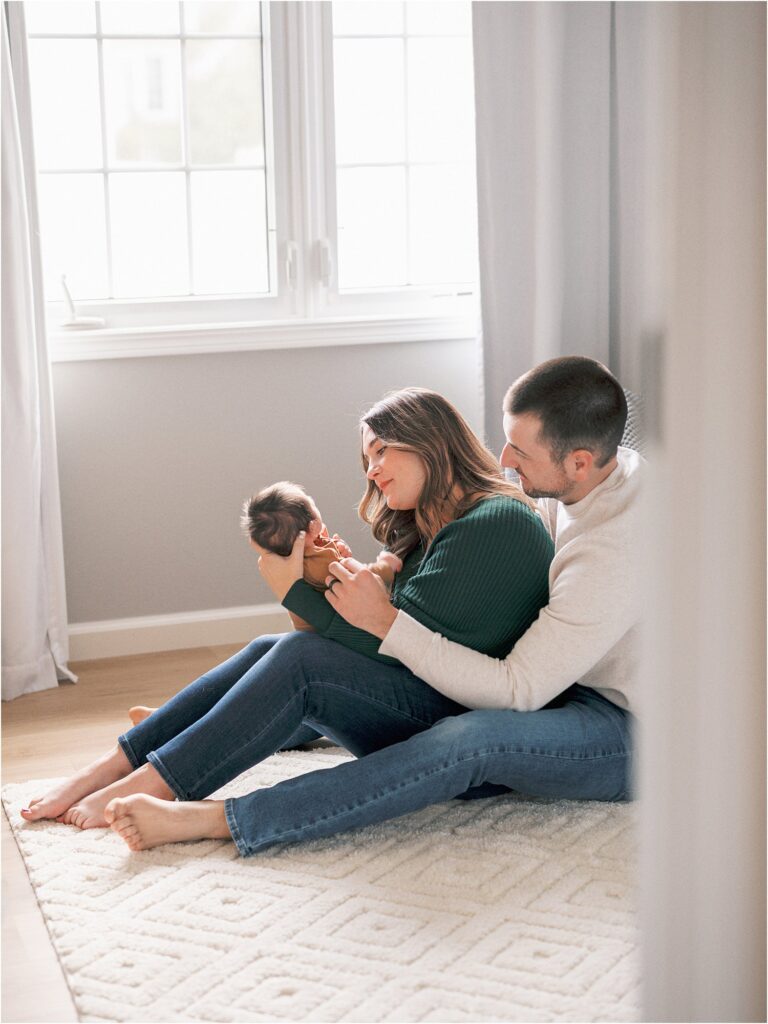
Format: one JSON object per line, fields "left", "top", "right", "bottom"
{"left": 324, "top": 355, "right": 642, "bottom": 804}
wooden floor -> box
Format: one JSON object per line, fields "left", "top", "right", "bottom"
{"left": 1, "top": 643, "right": 242, "bottom": 1024}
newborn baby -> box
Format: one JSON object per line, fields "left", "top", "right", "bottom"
{"left": 128, "top": 481, "right": 401, "bottom": 726}
{"left": 241, "top": 480, "right": 401, "bottom": 590}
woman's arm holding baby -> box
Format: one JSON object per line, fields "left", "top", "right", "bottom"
{"left": 255, "top": 533, "right": 314, "bottom": 632}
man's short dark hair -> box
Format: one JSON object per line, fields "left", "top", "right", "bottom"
{"left": 503, "top": 356, "right": 627, "bottom": 467}
{"left": 241, "top": 481, "right": 313, "bottom": 556}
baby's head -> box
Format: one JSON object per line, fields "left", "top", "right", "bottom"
{"left": 241, "top": 481, "right": 323, "bottom": 556}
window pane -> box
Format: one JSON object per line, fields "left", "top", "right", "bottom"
{"left": 407, "top": 38, "right": 475, "bottom": 163}
{"left": 337, "top": 167, "right": 406, "bottom": 289}
{"left": 99, "top": 2, "right": 180, "bottom": 35}
{"left": 332, "top": 2, "right": 403, "bottom": 36}
{"left": 184, "top": 2, "right": 262, "bottom": 35}
{"left": 109, "top": 172, "right": 189, "bottom": 296}
{"left": 190, "top": 171, "right": 268, "bottom": 294}
{"left": 405, "top": 2, "right": 472, "bottom": 36}
{"left": 37, "top": 174, "right": 109, "bottom": 300}
{"left": 25, "top": 2, "right": 96, "bottom": 34}
{"left": 28, "top": 40, "right": 102, "bottom": 169}
{"left": 187, "top": 40, "right": 264, "bottom": 166}
{"left": 408, "top": 164, "right": 477, "bottom": 285}
{"left": 103, "top": 41, "right": 182, "bottom": 165}
{"left": 333, "top": 39, "right": 405, "bottom": 165}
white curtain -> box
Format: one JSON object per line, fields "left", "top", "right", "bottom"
{"left": 472, "top": 1, "right": 613, "bottom": 451}
{"left": 2, "top": 3, "right": 76, "bottom": 700}
{"left": 472, "top": 1, "right": 667, "bottom": 451}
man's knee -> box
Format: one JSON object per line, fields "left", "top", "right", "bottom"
{"left": 432, "top": 709, "right": 526, "bottom": 752}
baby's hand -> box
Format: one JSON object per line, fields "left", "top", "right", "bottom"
{"left": 376, "top": 551, "right": 403, "bottom": 574}
{"left": 332, "top": 534, "right": 353, "bottom": 558}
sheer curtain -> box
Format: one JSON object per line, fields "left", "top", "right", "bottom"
{"left": 472, "top": 1, "right": 666, "bottom": 451}
{"left": 472, "top": 1, "right": 612, "bottom": 451}
{"left": 2, "top": 3, "right": 75, "bottom": 700}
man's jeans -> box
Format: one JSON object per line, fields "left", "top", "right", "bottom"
{"left": 118, "top": 632, "right": 633, "bottom": 857}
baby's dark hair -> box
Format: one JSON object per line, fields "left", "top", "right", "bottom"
{"left": 241, "top": 481, "right": 314, "bottom": 556}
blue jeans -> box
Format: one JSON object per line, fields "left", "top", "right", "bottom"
{"left": 118, "top": 633, "right": 633, "bottom": 857}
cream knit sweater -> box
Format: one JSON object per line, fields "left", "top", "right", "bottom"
{"left": 379, "top": 447, "right": 644, "bottom": 715}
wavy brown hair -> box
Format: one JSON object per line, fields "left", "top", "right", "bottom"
{"left": 358, "top": 388, "right": 534, "bottom": 561}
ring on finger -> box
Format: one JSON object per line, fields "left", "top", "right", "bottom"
{"left": 327, "top": 577, "right": 339, "bottom": 592}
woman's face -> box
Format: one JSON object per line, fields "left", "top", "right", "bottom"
{"left": 362, "top": 424, "right": 427, "bottom": 510}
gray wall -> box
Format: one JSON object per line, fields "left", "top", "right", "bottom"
{"left": 53, "top": 338, "right": 483, "bottom": 623}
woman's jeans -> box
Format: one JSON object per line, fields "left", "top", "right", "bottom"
{"left": 118, "top": 632, "right": 634, "bottom": 858}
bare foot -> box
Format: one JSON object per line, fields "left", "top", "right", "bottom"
{"left": 20, "top": 746, "right": 132, "bottom": 822}
{"left": 60, "top": 763, "right": 175, "bottom": 830}
{"left": 128, "top": 706, "right": 156, "bottom": 726}
{"left": 105, "top": 795, "right": 231, "bottom": 850}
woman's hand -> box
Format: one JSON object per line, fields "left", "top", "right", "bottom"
{"left": 255, "top": 532, "right": 306, "bottom": 602}
{"left": 325, "top": 558, "right": 398, "bottom": 639}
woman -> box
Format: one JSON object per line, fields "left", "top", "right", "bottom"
{"left": 22, "top": 389, "right": 554, "bottom": 854}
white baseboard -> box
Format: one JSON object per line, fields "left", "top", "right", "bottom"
{"left": 68, "top": 603, "right": 292, "bottom": 661}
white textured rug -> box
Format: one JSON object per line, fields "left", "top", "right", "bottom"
{"left": 3, "top": 749, "right": 641, "bottom": 1023}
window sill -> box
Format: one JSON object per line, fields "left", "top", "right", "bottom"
{"left": 47, "top": 312, "right": 480, "bottom": 362}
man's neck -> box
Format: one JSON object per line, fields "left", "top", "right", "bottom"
{"left": 560, "top": 456, "right": 619, "bottom": 506}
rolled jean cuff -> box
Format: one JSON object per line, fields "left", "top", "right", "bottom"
{"left": 224, "top": 799, "right": 249, "bottom": 857}
{"left": 146, "top": 751, "right": 187, "bottom": 800}
{"left": 118, "top": 733, "right": 142, "bottom": 772}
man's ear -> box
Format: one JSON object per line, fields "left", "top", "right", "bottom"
{"left": 568, "top": 449, "right": 595, "bottom": 479}
{"left": 307, "top": 518, "right": 322, "bottom": 539}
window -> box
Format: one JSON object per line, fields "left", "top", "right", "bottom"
{"left": 25, "top": 1, "right": 479, "bottom": 354}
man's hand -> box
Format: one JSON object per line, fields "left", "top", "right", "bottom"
{"left": 254, "top": 531, "right": 305, "bottom": 601}
{"left": 324, "top": 558, "right": 398, "bottom": 639}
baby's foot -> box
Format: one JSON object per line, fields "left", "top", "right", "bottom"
{"left": 128, "top": 706, "right": 155, "bottom": 726}
{"left": 21, "top": 746, "right": 132, "bottom": 822}
{"left": 60, "top": 763, "right": 175, "bottom": 830}
{"left": 105, "top": 795, "right": 230, "bottom": 850}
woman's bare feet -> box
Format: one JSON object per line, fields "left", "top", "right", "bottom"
{"left": 59, "top": 763, "right": 176, "bottom": 830}
{"left": 128, "top": 705, "right": 156, "bottom": 726}
{"left": 105, "top": 795, "right": 231, "bottom": 851}
{"left": 20, "top": 746, "right": 132, "bottom": 822}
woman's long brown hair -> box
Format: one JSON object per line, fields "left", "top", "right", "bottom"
{"left": 358, "top": 388, "right": 534, "bottom": 561}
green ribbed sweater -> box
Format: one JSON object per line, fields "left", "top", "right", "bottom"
{"left": 282, "top": 495, "right": 554, "bottom": 666}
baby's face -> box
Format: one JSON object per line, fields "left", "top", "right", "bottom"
{"left": 305, "top": 499, "right": 329, "bottom": 549}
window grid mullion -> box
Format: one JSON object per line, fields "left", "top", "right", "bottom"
{"left": 179, "top": 2, "right": 194, "bottom": 295}
{"left": 402, "top": 6, "right": 411, "bottom": 289}
{"left": 259, "top": 1, "right": 278, "bottom": 296}
{"left": 38, "top": 165, "right": 268, "bottom": 174}
{"left": 94, "top": 2, "right": 114, "bottom": 298}
{"left": 27, "top": 33, "right": 263, "bottom": 41}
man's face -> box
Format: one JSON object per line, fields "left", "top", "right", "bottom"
{"left": 500, "top": 412, "right": 574, "bottom": 500}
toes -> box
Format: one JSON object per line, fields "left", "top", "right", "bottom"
{"left": 21, "top": 805, "right": 46, "bottom": 821}
{"left": 105, "top": 798, "right": 128, "bottom": 826}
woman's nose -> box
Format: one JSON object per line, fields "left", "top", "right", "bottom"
{"left": 367, "top": 462, "right": 379, "bottom": 480}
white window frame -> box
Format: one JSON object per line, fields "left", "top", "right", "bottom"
{"left": 38, "top": 1, "right": 479, "bottom": 362}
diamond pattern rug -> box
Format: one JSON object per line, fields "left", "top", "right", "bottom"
{"left": 3, "top": 749, "right": 641, "bottom": 1022}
